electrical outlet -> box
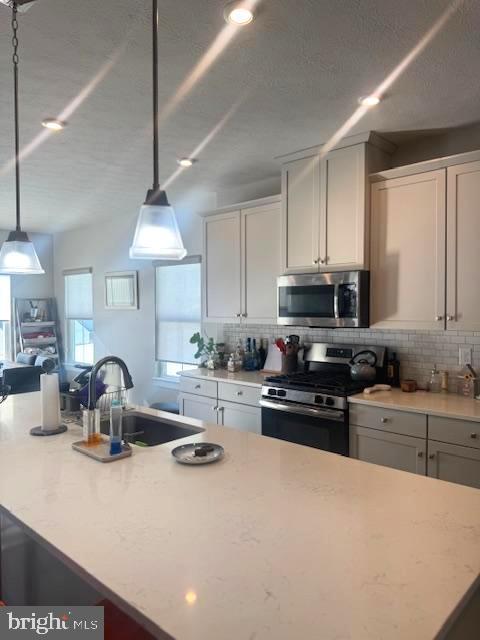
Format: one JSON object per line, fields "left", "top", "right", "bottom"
{"left": 459, "top": 346, "right": 472, "bottom": 367}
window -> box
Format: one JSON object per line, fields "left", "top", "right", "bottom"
{"left": 155, "top": 257, "right": 201, "bottom": 380}
{"left": 64, "top": 269, "right": 94, "bottom": 364}
{"left": 0, "top": 276, "right": 11, "bottom": 360}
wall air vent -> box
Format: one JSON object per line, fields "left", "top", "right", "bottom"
{"left": 0, "top": 0, "right": 39, "bottom": 11}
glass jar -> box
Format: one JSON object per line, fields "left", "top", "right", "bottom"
{"left": 428, "top": 365, "right": 442, "bottom": 393}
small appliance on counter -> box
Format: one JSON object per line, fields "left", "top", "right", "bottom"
{"left": 260, "top": 342, "right": 386, "bottom": 455}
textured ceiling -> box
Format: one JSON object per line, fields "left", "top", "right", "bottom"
{"left": 0, "top": 0, "right": 479, "bottom": 232}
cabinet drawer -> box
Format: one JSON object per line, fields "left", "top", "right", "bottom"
{"left": 429, "top": 415, "right": 480, "bottom": 449}
{"left": 218, "top": 382, "right": 261, "bottom": 406}
{"left": 179, "top": 377, "right": 218, "bottom": 399}
{"left": 349, "top": 404, "right": 426, "bottom": 438}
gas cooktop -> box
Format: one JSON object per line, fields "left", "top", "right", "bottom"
{"left": 265, "top": 371, "right": 367, "bottom": 396}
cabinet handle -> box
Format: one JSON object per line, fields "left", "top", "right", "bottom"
{"left": 429, "top": 453, "right": 435, "bottom": 460}
{"left": 236, "top": 390, "right": 243, "bottom": 396}
{"left": 313, "top": 259, "right": 319, "bottom": 265}
{"left": 435, "top": 315, "right": 444, "bottom": 322}
{"left": 470, "top": 433, "right": 478, "bottom": 439}
{"left": 243, "top": 313, "right": 248, "bottom": 318}
{"left": 417, "top": 451, "right": 424, "bottom": 458}
{"left": 195, "top": 384, "right": 201, "bottom": 389}
{"left": 213, "top": 406, "right": 220, "bottom": 412}
{"left": 380, "top": 417, "right": 389, "bottom": 424}
{"left": 236, "top": 313, "right": 241, "bottom": 318}
{"left": 319, "top": 258, "right": 326, "bottom": 265}
{"left": 446, "top": 315, "right": 456, "bottom": 322}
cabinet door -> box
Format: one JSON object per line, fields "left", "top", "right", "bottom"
{"left": 242, "top": 203, "right": 281, "bottom": 323}
{"left": 428, "top": 440, "right": 480, "bottom": 489}
{"left": 350, "top": 425, "right": 426, "bottom": 475}
{"left": 178, "top": 393, "right": 218, "bottom": 424}
{"left": 204, "top": 211, "right": 241, "bottom": 322}
{"left": 321, "top": 145, "right": 367, "bottom": 270}
{"left": 218, "top": 400, "right": 261, "bottom": 434}
{"left": 446, "top": 161, "right": 480, "bottom": 331}
{"left": 282, "top": 155, "right": 321, "bottom": 273}
{"left": 370, "top": 170, "right": 446, "bottom": 330}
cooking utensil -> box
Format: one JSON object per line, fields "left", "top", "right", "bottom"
{"left": 350, "top": 350, "right": 378, "bottom": 382}
{"left": 275, "top": 338, "right": 286, "bottom": 354}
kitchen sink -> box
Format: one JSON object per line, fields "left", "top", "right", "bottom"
{"left": 100, "top": 411, "right": 204, "bottom": 447}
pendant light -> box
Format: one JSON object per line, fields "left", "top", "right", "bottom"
{"left": 130, "top": 0, "right": 187, "bottom": 261}
{"left": 0, "top": 1, "right": 44, "bottom": 275}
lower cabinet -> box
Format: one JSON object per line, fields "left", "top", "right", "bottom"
{"left": 427, "top": 440, "right": 480, "bottom": 490}
{"left": 217, "top": 401, "right": 261, "bottom": 435}
{"left": 178, "top": 393, "right": 218, "bottom": 424}
{"left": 179, "top": 385, "right": 262, "bottom": 434}
{"left": 350, "top": 425, "right": 426, "bottom": 475}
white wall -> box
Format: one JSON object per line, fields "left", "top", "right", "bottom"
{"left": 53, "top": 194, "right": 213, "bottom": 406}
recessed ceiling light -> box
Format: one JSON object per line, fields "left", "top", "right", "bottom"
{"left": 224, "top": 2, "right": 255, "bottom": 25}
{"left": 358, "top": 95, "right": 381, "bottom": 107}
{"left": 41, "top": 118, "right": 67, "bottom": 131}
{"left": 177, "top": 158, "right": 197, "bottom": 168}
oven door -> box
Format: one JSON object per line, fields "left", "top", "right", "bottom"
{"left": 260, "top": 399, "right": 349, "bottom": 455}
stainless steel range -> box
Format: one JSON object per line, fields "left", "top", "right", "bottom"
{"left": 260, "top": 343, "right": 386, "bottom": 455}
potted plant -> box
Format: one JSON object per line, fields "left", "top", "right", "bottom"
{"left": 189, "top": 333, "right": 219, "bottom": 370}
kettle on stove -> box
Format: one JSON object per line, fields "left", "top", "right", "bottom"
{"left": 349, "top": 350, "right": 378, "bottom": 383}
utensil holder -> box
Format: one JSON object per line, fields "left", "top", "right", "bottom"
{"left": 281, "top": 353, "right": 298, "bottom": 374}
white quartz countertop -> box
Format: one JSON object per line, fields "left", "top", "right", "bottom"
{"left": 179, "top": 367, "right": 267, "bottom": 387}
{"left": 1, "top": 393, "right": 480, "bottom": 640}
{"left": 349, "top": 388, "right": 480, "bottom": 422}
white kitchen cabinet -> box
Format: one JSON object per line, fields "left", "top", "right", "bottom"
{"left": 203, "top": 211, "right": 242, "bottom": 322}
{"left": 446, "top": 161, "right": 480, "bottom": 331}
{"left": 321, "top": 145, "right": 367, "bottom": 269}
{"left": 242, "top": 203, "right": 282, "bottom": 323}
{"left": 203, "top": 198, "right": 281, "bottom": 324}
{"left": 281, "top": 134, "right": 393, "bottom": 275}
{"left": 282, "top": 154, "right": 321, "bottom": 273}
{"left": 178, "top": 393, "right": 218, "bottom": 424}
{"left": 217, "top": 400, "right": 261, "bottom": 435}
{"left": 370, "top": 170, "right": 446, "bottom": 330}
{"left": 427, "top": 440, "right": 480, "bottom": 490}
{"left": 350, "top": 425, "right": 426, "bottom": 475}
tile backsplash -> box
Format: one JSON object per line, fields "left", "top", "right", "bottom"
{"left": 221, "top": 324, "right": 480, "bottom": 391}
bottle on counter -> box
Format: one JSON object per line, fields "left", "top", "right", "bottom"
{"left": 227, "top": 352, "right": 242, "bottom": 373}
{"left": 252, "top": 338, "right": 260, "bottom": 371}
{"left": 387, "top": 352, "right": 401, "bottom": 387}
{"left": 235, "top": 340, "right": 245, "bottom": 368}
{"left": 244, "top": 338, "right": 256, "bottom": 371}
{"left": 109, "top": 400, "right": 123, "bottom": 456}
{"left": 441, "top": 370, "right": 449, "bottom": 393}
{"left": 258, "top": 338, "right": 267, "bottom": 370}
{"left": 428, "top": 365, "right": 442, "bottom": 393}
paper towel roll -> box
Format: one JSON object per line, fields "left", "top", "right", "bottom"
{"left": 41, "top": 373, "right": 62, "bottom": 432}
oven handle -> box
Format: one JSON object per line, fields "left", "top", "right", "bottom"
{"left": 259, "top": 399, "right": 344, "bottom": 422}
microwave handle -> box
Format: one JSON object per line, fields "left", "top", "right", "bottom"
{"left": 334, "top": 283, "right": 340, "bottom": 320}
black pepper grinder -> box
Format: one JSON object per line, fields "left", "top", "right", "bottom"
{"left": 387, "top": 352, "right": 401, "bottom": 387}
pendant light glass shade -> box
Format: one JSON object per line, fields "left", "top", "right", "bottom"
{"left": 130, "top": 190, "right": 186, "bottom": 260}
{"left": 130, "top": 0, "right": 187, "bottom": 262}
{"left": 0, "top": 230, "right": 45, "bottom": 275}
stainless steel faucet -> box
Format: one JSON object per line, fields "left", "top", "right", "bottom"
{"left": 87, "top": 356, "right": 134, "bottom": 411}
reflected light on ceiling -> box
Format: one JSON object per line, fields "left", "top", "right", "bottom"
{"left": 319, "top": 0, "right": 465, "bottom": 159}
{"left": 358, "top": 95, "right": 380, "bottom": 107}
{"left": 224, "top": 2, "right": 255, "bottom": 25}
{"left": 41, "top": 118, "right": 67, "bottom": 131}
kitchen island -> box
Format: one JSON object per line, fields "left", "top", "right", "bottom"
{"left": 0, "top": 393, "right": 480, "bottom": 639}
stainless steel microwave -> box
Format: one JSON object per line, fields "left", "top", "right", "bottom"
{"left": 277, "top": 271, "right": 370, "bottom": 328}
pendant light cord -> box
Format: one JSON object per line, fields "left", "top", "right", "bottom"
{"left": 11, "top": 2, "right": 21, "bottom": 231}
{"left": 152, "top": 0, "right": 159, "bottom": 191}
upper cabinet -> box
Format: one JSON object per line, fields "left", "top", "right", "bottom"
{"left": 203, "top": 197, "right": 281, "bottom": 324}
{"left": 370, "top": 153, "right": 480, "bottom": 331}
{"left": 370, "top": 171, "right": 446, "bottom": 330}
{"left": 280, "top": 132, "right": 394, "bottom": 274}
{"left": 446, "top": 161, "right": 480, "bottom": 331}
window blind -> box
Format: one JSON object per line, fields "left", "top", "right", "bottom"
{"left": 65, "top": 269, "right": 93, "bottom": 319}
{"left": 0, "top": 276, "right": 11, "bottom": 322}
{"left": 155, "top": 259, "right": 201, "bottom": 364}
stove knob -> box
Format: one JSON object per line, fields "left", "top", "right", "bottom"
{"left": 315, "top": 396, "right": 324, "bottom": 405}
{"left": 325, "top": 397, "right": 335, "bottom": 407}
{"left": 277, "top": 389, "right": 287, "bottom": 398}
